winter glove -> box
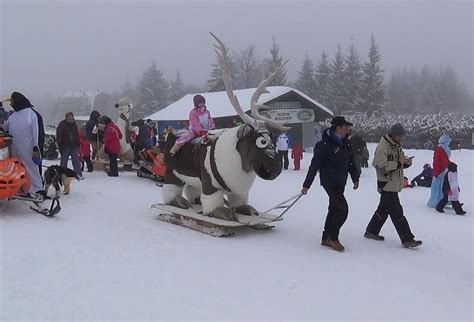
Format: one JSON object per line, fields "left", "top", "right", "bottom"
{"left": 198, "top": 130, "right": 208, "bottom": 137}
{"left": 32, "top": 148, "right": 42, "bottom": 166}
{"left": 146, "top": 137, "right": 154, "bottom": 147}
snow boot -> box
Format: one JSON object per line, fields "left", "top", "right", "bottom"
{"left": 364, "top": 230, "right": 385, "bottom": 241}
{"left": 169, "top": 144, "right": 181, "bottom": 156}
{"left": 452, "top": 201, "right": 466, "bottom": 215}
{"left": 321, "top": 237, "right": 345, "bottom": 252}
{"left": 435, "top": 206, "right": 445, "bottom": 213}
{"left": 402, "top": 239, "right": 423, "bottom": 248}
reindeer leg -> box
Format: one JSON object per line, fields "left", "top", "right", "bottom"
{"left": 200, "top": 168, "right": 235, "bottom": 220}
{"left": 184, "top": 185, "right": 202, "bottom": 205}
{"left": 163, "top": 171, "right": 190, "bottom": 209}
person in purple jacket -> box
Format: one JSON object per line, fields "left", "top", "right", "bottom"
{"left": 170, "top": 95, "right": 215, "bottom": 155}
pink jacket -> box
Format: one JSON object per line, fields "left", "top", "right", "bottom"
{"left": 189, "top": 106, "right": 215, "bottom": 135}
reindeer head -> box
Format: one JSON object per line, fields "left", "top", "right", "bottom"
{"left": 211, "top": 32, "right": 289, "bottom": 180}
{"left": 114, "top": 97, "right": 133, "bottom": 116}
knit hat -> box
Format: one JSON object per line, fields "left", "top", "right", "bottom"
{"left": 389, "top": 123, "right": 406, "bottom": 137}
{"left": 193, "top": 94, "right": 206, "bottom": 107}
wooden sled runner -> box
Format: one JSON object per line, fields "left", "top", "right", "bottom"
{"left": 151, "top": 194, "right": 302, "bottom": 237}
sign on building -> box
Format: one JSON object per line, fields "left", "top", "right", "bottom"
{"left": 260, "top": 109, "right": 315, "bottom": 123}
{"left": 268, "top": 101, "right": 302, "bottom": 109}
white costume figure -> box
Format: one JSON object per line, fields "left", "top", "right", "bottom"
{"left": 98, "top": 98, "right": 134, "bottom": 163}
{"left": 1, "top": 93, "right": 43, "bottom": 193}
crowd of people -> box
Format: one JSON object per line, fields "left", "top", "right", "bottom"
{"left": 0, "top": 91, "right": 467, "bottom": 251}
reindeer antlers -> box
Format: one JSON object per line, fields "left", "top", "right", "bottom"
{"left": 210, "top": 32, "right": 290, "bottom": 131}
{"left": 210, "top": 32, "right": 257, "bottom": 128}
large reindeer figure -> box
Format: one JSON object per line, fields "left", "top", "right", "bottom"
{"left": 162, "top": 33, "right": 289, "bottom": 221}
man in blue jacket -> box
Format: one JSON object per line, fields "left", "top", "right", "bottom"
{"left": 301, "top": 116, "right": 360, "bottom": 252}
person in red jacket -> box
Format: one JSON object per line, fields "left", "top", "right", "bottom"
{"left": 291, "top": 142, "right": 303, "bottom": 170}
{"left": 102, "top": 116, "right": 122, "bottom": 177}
{"left": 427, "top": 134, "right": 451, "bottom": 208}
{"left": 79, "top": 124, "right": 93, "bottom": 172}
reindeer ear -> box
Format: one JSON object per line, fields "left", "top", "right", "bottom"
{"left": 237, "top": 124, "right": 254, "bottom": 138}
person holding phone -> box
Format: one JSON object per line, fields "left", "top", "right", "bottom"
{"left": 364, "top": 123, "right": 422, "bottom": 248}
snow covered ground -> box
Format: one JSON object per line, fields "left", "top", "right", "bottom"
{"left": 1, "top": 144, "right": 472, "bottom": 321}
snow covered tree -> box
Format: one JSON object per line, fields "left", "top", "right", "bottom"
{"left": 295, "top": 55, "right": 316, "bottom": 98}
{"left": 234, "top": 45, "right": 264, "bottom": 89}
{"left": 359, "top": 35, "right": 385, "bottom": 115}
{"left": 170, "top": 70, "right": 185, "bottom": 102}
{"left": 329, "top": 45, "right": 346, "bottom": 114}
{"left": 343, "top": 41, "right": 363, "bottom": 111}
{"left": 314, "top": 51, "right": 332, "bottom": 107}
{"left": 263, "top": 35, "right": 287, "bottom": 86}
{"left": 136, "top": 62, "right": 170, "bottom": 118}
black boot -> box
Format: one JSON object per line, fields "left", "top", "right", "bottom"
{"left": 451, "top": 201, "right": 466, "bottom": 215}
{"left": 364, "top": 230, "right": 385, "bottom": 241}
{"left": 402, "top": 239, "right": 423, "bottom": 248}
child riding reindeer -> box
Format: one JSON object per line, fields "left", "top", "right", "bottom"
{"left": 162, "top": 33, "right": 289, "bottom": 221}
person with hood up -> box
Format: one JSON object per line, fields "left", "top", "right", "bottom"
{"left": 427, "top": 134, "right": 451, "bottom": 208}
{"left": 0, "top": 92, "right": 45, "bottom": 196}
{"left": 57, "top": 112, "right": 82, "bottom": 178}
{"left": 301, "top": 116, "right": 360, "bottom": 252}
{"left": 102, "top": 116, "right": 122, "bottom": 177}
{"left": 86, "top": 110, "right": 102, "bottom": 160}
{"left": 170, "top": 95, "right": 215, "bottom": 155}
{"left": 364, "top": 123, "right": 422, "bottom": 248}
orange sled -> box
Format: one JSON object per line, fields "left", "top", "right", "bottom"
{"left": 0, "top": 132, "right": 60, "bottom": 216}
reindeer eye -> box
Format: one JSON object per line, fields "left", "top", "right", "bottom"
{"left": 256, "top": 137, "right": 268, "bottom": 149}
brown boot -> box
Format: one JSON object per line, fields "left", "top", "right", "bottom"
{"left": 321, "top": 238, "right": 345, "bottom": 252}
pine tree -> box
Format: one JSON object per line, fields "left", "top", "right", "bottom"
{"left": 360, "top": 35, "right": 385, "bottom": 115}
{"left": 343, "top": 41, "right": 363, "bottom": 111}
{"left": 329, "top": 45, "right": 346, "bottom": 114}
{"left": 263, "top": 35, "right": 287, "bottom": 86}
{"left": 314, "top": 51, "right": 332, "bottom": 106}
{"left": 295, "top": 55, "right": 316, "bottom": 98}
{"left": 136, "top": 62, "right": 170, "bottom": 118}
{"left": 170, "top": 70, "right": 185, "bottom": 102}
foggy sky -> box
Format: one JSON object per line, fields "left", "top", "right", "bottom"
{"left": 1, "top": 0, "right": 473, "bottom": 100}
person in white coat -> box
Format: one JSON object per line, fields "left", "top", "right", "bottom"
{"left": 276, "top": 132, "right": 290, "bottom": 170}
{"left": 0, "top": 92, "right": 44, "bottom": 196}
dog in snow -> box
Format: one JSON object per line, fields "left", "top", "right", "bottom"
{"left": 44, "top": 165, "right": 80, "bottom": 196}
